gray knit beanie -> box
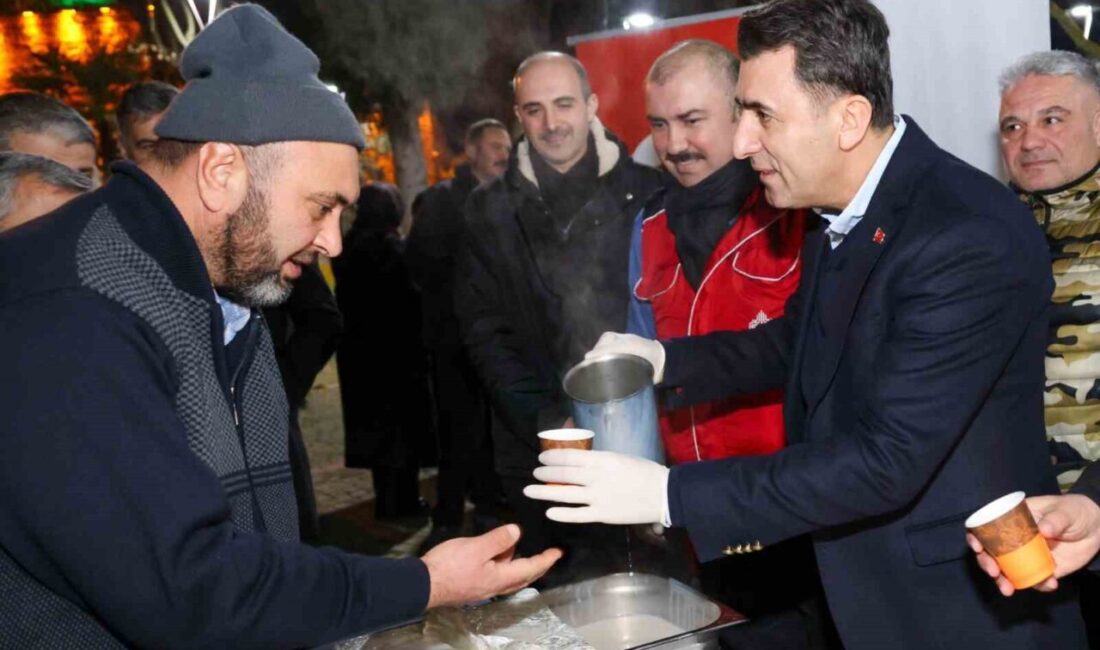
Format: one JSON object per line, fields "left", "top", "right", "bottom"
{"left": 155, "top": 4, "right": 365, "bottom": 149}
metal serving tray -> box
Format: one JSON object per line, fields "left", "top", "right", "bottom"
{"left": 321, "top": 572, "right": 745, "bottom": 650}
{"left": 541, "top": 573, "right": 745, "bottom": 649}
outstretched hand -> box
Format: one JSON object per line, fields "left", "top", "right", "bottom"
{"left": 422, "top": 524, "right": 561, "bottom": 609}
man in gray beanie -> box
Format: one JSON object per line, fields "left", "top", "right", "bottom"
{"left": 0, "top": 5, "right": 558, "bottom": 649}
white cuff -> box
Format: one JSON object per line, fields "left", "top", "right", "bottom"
{"left": 654, "top": 341, "right": 667, "bottom": 384}
{"left": 660, "top": 469, "right": 672, "bottom": 528}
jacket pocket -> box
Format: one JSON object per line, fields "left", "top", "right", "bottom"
{"left": 730, "top": 247, "right": 800, "bottom": 283}
{"left": 635, "top": 262, "right": 682, "bottom": 302}
{"left": 905, "top": 512, "right": 971, "bottom": 567}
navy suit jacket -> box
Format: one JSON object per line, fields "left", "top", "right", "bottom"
{"left": 661, "top": 119, "right": 1086, "bottom": 649}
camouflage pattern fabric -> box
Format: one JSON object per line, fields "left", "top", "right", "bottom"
{"left": 1020, "top": 163, "right": 1100, "bottom": 489}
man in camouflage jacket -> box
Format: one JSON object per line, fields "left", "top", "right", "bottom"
{"left": 1001, "top": 51, "right": 1100, "bottom": 489}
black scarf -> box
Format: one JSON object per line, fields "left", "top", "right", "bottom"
{"left": 530, "top": 132, "right": 600, "bottom": 237}
{"left": 664, "top": 157, "right": 759, "bottom": 289}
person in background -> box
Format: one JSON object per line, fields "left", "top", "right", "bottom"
{"left": 630, "top": 39, "right": 827, "bottom": 649}
{"left": 116, "top": 80, "right": 179, "bottom": 167}
{"left": 0, "top": 152, "right": 91, "bottom": 234}
{"left": 456, "top": 51, "right": 661, "bottom": 584}
{"left": 407, "top": 118, "right": 511, "bottom": 552}
{"left": 999, "top": 50, "right": 1100, "bottom": 488}
{"left": 0, "top": 91, "right": 99, "bottom": 185}
{"left": 334, "top": 182, "right": 433, "bottom": 521}
{"left": 967, "top": 49, "right": 1100, "bottom": 645}
{"left": 262, "top": 261, "right": 343, "bottom": 544}
{"left": 0, "top": 7, "right": 557, "bottom": 647}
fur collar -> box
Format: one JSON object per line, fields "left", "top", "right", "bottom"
{"left": 516, "top": 117, "right": 620, "bottom": 188}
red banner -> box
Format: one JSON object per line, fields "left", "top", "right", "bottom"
{"left": 573, "top": 11, "right": 744, "bottom": 150}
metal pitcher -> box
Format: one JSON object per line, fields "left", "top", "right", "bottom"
{"left": 562, "top": 353, "right": 664, "bottom": 464}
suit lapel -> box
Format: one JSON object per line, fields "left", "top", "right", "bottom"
{"left": 783, "top": 230, "right": 827, "bottom": 444}
{"left": 799, "top": 116, "right": 933, "bottom": 419}
{"left": 803, "top": 205, "right": 902, "bottom": 415}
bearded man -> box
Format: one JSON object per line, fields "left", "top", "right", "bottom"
{"left": 0, "top": 5, "right": 556, "bottom": 648}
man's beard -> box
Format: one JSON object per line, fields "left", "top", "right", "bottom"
{"left": 214, "top": 182, "right": 293, "bottom": 308}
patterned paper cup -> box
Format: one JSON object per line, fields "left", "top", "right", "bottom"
{"left": 966, "top": 492, "right": 1055, "bottom": 589}
{"left": 538, "top": 429, "right": 594, "bottom": 486}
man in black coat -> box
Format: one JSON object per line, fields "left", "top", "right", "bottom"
{"left": 262, "top": 261, "right": 342, "bottom": 543}
{"left": 334, "top": 183, "right": 431, "bottom": 520}
{"left": 408, "top": 119, "right": 511, "bottom": 550}
{"left": 455, "top": 51, "right": 660, "bottom": 579}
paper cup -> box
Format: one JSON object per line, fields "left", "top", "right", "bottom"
{"left": 538, "top": 429, "right": 594, "bottom": 486}
{"left": 965, "top": 491, "right": 1055, "bottom": 589}
{"left": 538, "top": 428, "right": 594, "bottom": 452}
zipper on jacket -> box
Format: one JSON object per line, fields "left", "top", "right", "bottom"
{"left": 229, "top": 314, "right": 268, "bottom": 532}
{"left": 230, "top": 386, "right": 240, "bottom": 426}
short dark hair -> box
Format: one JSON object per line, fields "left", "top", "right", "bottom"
{"left": 738, "top": 0, "right": 894, "bottom": 129}
{"left": 117, "top": 81, "right": 178, "bottom": 136}
{"left": 0, "top": 92, "right": 97, "bottom": 149}
{"left": 149, "top": 138, "right": 203, "bottom": 169}
{"left": 148, "top": 139, "right": 285, "bottom": 189}
{"left": 353, "top": 182, "right": 403, "bottom": 234}
{"left": 465, "top": 118, "right": 508, "bottom": 146}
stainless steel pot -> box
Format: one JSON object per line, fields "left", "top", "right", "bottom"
{"left": 562, "top": 353, "right": 664, "bottom": 464}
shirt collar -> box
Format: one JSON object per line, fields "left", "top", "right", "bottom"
{"left": 214, "top": 292, "right": 252, "bottom": 345}
{"left": 819, "top": 115, "right": 906, "bottom": 248}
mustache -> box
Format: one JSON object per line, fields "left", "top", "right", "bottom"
{"left": 290, "top": 252, "right": 317, "bottom": 267}
{"left": 540, "top": 128, "right": 571, "bottom": 141}
{"left": 665, "top": 151, "right": 705, "bottom": 164}
{"left": 1017, "top": 152, "right": 1051, "bottom": 165}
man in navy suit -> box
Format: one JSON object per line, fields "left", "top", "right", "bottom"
{"left": 525, "top": 0, "right": 1087, "bottom": 647}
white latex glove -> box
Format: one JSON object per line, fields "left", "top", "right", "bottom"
{"left": 585, "top": 332, "right": 666, "bottom": 383}
{"left": 523, "top": 449, "right": 669, "bottom": 525}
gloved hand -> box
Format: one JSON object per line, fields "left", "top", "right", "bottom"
{"left": 523, "top": 449, "right": 670, "bottom": 525}
{"left": 585, "top": 332, "right": 666, "bottom": 384}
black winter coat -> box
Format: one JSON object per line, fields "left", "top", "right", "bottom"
{"left": 262, "top": 262, "right": 342, "bottom": 408}
{"left": 333, "top": 185, "right": 433, "bottom": 469}
{"left": 406, "top": 164, "right": 480, "bottom": 349}
{"left": 455, "top": 120, "right": 660, "bottom": 476}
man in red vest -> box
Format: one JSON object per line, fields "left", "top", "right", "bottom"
{"left": 626, "top": 39, "right": 832, "bottom": 649}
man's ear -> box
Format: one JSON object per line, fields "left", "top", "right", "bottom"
{"left": 1091, "top": 108, "right": 1100, "bottom": 149}
{"left": 196, "top": 142, "right": 248, "bottom": 216}
{"left": 836, "top": 95, "right": 874, "bottom": 152}
{"left": 586, "top": 92, "right": 600, "bottom": 122}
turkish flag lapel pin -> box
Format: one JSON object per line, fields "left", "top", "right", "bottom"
{"left": 872, "top": 227, "right": 886, "bottom": 245}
